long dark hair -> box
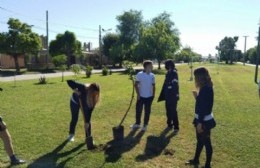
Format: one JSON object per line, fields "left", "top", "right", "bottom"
{"left": 165, "top": 59, "right": 176, "bottom": 71}
{"left": 194, "top": 67, "right": 213, "bottom": 89}
{"left": 86, "top": 83, "right": 100, "bottom": 108}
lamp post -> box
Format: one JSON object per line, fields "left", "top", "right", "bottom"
{"left": 99, "top": 25, "right": 112, "bottom": 67}
{"left": 243, "top": 36, "right": 249, "bottom": 66}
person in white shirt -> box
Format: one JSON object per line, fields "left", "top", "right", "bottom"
{"left": 131, "top": 60, "right": 155, "bottom": 131}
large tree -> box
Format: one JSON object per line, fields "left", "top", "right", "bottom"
{"left": 0, "top": 18, "right": 41, "bottom": 73}
{"left": 136, "top": 12, "right": 180, "bottom": 69}
{"left": 102, "top": 33, "right": 120, "bottom": 63}
{"left": 175, "top": 47, "right": 202, "bottom": 63}
{"left": 116, "top": 10, "right": 143, "bottom": 47}
{"left": 49, "top": 31, "right": 81, "bottom": 66}
{"left": 216, "top": 36, "right": 239, "bottom": 64}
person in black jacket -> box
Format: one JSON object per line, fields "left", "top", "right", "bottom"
{"left": 158, "top": 60, "right": 180, "bottom": 133}
{"left": 186, "top": 67, "right": 216, "bottom": 168}
{"left": 67, "top": 80, "right": 100, "bottom": 143}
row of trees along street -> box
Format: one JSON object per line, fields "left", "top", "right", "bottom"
{"left": 1, "top": 10, "right": 259, "bottom": 73}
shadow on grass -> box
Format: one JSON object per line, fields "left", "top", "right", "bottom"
{"left": 27, "top": 140, "right": 85, "bottom": 168}
{"left": 103, "top": 129, "right": 145, "bottom": 163}
{"left": 135, "top": 128, "right": 177, "bottom": 162}
{"left": 33, "top": 82, "right": 56, "bottom": 85}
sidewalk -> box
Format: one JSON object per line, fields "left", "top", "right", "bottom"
{"left": 0, "top": 63, "right": 186, "bottom": 82}
{"left": 0, "top": 68, "right": 125, "bottom": 82}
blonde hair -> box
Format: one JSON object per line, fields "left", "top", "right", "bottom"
{"left": 86, "top": 83, "right": 100, "bottom": 108}
{"left": 194, "top": 67, "right": 213, "bottom": 89}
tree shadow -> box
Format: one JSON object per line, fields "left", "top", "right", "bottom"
{"left": 27, "top": 140, "right": 85, "bottom": 168}
{"left": 135, "top": 128, "right": 177, "bottom": 162}
{"left": 103, "top": 129, "right": 145, "bottom": 163}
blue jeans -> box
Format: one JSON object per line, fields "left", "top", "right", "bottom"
{"left": 69, "top": 99, "right": 92, "bottom": 137}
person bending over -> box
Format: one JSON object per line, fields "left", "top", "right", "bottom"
{"left": 67, "top": 80, "right": 100, "bottom": 143}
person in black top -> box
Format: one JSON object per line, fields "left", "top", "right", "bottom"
{"left": 67, "top": 80, "right": 100, "bottom": 143}
{"left": 186, "top": 67, "right": 216, "bottom": 168}
{"left": 158, "top": 60, "right": 180, "bottom": 133}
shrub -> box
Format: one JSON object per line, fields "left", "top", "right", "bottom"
{"left": 102, "top": 66, "right": 109, "bottom": 76}
{"left": 86, "top": 65, "right": 93, "bottom": 78}
{"left": 52, "top": 55, "right": 67, "bottom": 68}
{"left": 70, "top": 64, "right": 81, "bottom": 77}
{"left": 38, "top": 76, "right": 47, "bottom": 84}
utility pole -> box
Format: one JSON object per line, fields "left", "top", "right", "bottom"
{"left": 99, "top": 25, "right": 102, "bottom": 68}
{"left": 243, "top": 35, "right": 249, "bottom": 66}
{"left": 46, "top": 10, "right": 49, "bottom": 69}
{"left": 255, "top": 24, "right": 260, "bottom": 84}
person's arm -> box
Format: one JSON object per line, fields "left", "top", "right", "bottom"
{"left": 152, "top": 75, "right": 155, "bottom": 97}
{"left": 135, "top": 81, "right": 140, "bottom": 100}
{"left": 135, "top": 74, "right": 141, "bottom": 100}
{"left": 197, "top": 87, "right": 213, "bottom": 123}
{"left": 67, "top": 80, "right": 85, "bottom": 93}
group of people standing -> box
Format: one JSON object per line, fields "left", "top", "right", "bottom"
{"left": 0, "top": 59, "right": 216, "bottom": 167}
{"left": 66, "top": 59, "right": 216, "bottom": 168}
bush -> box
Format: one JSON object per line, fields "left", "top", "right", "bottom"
{"left": 52, "top": 55, "right": 67, "bottom": 68}
{"left": 38, "top": 76, "right": 47, "bottom": 84}
{"left": 70, "top": 64, "right": 81, "bottom": 76}
{"left": 102, "top": 66, "right": 109, "bottom": 76}
{"left": 86, "top": 65, "right": 93, "bottom": 78}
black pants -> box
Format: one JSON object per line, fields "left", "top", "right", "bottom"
{"left": 135, "top": 97, "right": 153, "bottom": 125}
{"left": 165, "top": 100, "right": 179, "bottom": 129}
{"left": 69, "top": 100, "right": 91, "bottom": 137}
{"left": 194, "top": 129, "right": 213, "bottom": 167}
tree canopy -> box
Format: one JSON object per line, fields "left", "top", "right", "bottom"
{"left": 216, "top": 36, "right": 239, "bottom": 64}
{"left": 49, "top": 31, "right": 81, "bottom": 66}
{"left": 0, "top": 18, "right": 41, "bottom": 73}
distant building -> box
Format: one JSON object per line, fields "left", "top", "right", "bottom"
{"left": 0, "top": 53, "right": 25, "bottom": 69}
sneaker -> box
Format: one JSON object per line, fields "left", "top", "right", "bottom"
{"left": 185, "top": 159, "right": 199, "bottom": 165}
{"left": 11, "top": 158, "right": 26, "bottom": 165}
{"left": 141, "top": 125, "right": 148, "bottom": 132}
{"left": 173, "top": 129, "right": 179, "bottom": 134}
{"left": 130, "top": 124, "right": 140, "bottom": 130}
{"left": 67, "top": 134, "right": 75, "bottom": 142}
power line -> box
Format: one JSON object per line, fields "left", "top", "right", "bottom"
{"left": 0, "top": 6, "right": 99, "bottom": 32}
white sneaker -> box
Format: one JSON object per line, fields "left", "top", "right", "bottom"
{"left": 141, "top": 125, "right": 148, "bottom": 132}
{"left": 130, "top": 124, "right": 140, "bottom": 130}
{"left": 67, "top": 134, "right": 75, "bottom": 142}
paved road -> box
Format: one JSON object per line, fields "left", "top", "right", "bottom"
{"left": 0, "top": 63, "right": 187, "bottom": 82}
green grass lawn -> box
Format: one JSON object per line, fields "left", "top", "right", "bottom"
{"left": 0, "top": 64, "right": 259, "bottom": 168}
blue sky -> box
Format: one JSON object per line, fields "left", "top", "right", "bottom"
{"left": 0, "top": 0, "right": 259, "bottom": 56}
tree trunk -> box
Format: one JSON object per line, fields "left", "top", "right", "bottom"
{"left": 13, "top": 54, "right": 20, "bottom": 74}
{"left": 158, "top": 61, "right": 161, "bottom": 69}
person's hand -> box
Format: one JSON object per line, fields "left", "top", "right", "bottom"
{"left": 192, "top": 90, "right": 198, "bottom": 99}
{"left": 137, "top": 94, "right": 140, "bottom": 100}
{"left": 196, "top": 123, "right": 203, "bottom": 134}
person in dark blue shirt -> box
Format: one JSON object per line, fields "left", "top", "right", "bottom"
{"left": 158, "top": 60, "right": 180, "bottom": 133}
{"left": 186, "top": 67, "right": 216, "bottom": 168}
{"left": 67, "top": 80, "right": 100, "bottom": 143}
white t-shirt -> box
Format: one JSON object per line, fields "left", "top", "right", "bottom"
{"left": 136, "top": 71, "right": 155, "bottom": 98}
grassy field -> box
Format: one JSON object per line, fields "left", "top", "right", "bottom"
{"left": 0, "top": 64, "right": 259, "bottom": 168}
